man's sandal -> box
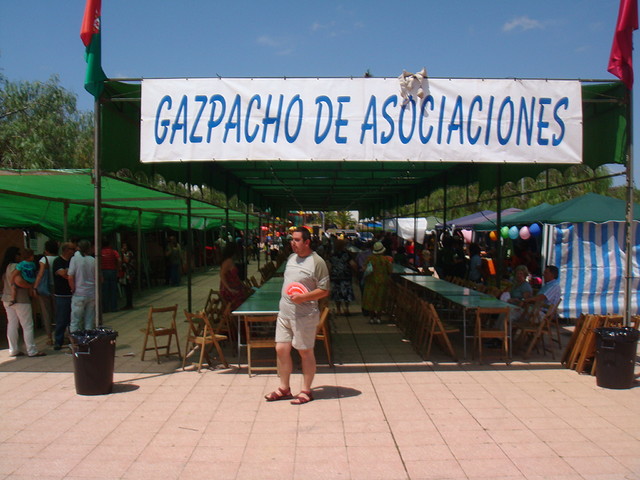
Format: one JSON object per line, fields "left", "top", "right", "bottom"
{"left": 291, "top": 390, "right": 314, "bottom": 405}
{"left": 264, "top": 387, "right": 293, "bottom": 402}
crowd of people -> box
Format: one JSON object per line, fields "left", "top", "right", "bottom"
{"left": 265, "top": 228, "right": 555, "bottom": 327}
{"left": 1, "top": 238, "right": 138, "bottom": 356}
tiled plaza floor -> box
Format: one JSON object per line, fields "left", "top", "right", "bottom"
{"left": 0, "top": 265, "right": 638, "bottom": 479}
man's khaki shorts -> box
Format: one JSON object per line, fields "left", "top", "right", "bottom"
{"left": 275, "top": 314, "right": 319, "bottom": 350}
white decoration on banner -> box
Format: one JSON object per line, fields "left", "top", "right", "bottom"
{"left": 398, "top": 68, "right": 427, "bottom": 104}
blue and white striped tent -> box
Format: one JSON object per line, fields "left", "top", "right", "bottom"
{"left": 543, "top": 221, "right": 639, "bottom": 319}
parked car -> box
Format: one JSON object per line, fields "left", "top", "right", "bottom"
{"left": 359, "top": 232, "right": 374, "bottom": 241}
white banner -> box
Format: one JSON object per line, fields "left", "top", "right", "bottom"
{"left": 140, "top": 77, "right": 583, "bottom": 164}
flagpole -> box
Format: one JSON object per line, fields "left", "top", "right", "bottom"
{"left": 624, "top": 87, "right": 634, "bottom": 326}
{"left": 94, "top": 96, "right": 103, "bottom": 326}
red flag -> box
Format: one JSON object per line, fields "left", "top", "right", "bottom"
{"left": 608, "top": 0, "right": 639, "bottom": 89}
{"left": 80, "top": 0, "right": 101, "bottom": 46}
{"left": 80, "top": 0, "right": 106, "bottom": 98}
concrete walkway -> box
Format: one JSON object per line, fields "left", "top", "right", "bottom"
{"left": 0, "top": 264, "right": 639, "bottom": 479}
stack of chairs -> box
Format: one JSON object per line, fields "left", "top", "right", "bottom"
{"left": 562, "top": 314, "right": 639, "bottom": 374}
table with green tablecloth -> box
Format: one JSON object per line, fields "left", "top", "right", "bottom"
{"left": 232, "top": 277, "right": 283, "bottom": 367}
{"left": 400, "top": 275, "right": 511, "bottom": 358}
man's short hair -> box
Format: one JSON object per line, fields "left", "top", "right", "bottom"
{"left": 78, "top": 239, "right": 92, "bottom": 256}
{"left": 61, "top": 242, "right": 75, "bottom": 253}
{"left": 546, "top": 265, "right": 559, "bottom": 279}
{"left": 295, "top": 227, "right": 311, "bottom": 242}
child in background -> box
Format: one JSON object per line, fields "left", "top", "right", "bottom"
{"left": 9, "top": 249, "right": 37, "bottom": 305}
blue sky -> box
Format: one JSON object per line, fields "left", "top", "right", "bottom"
{"left": 0, "top": 0, "right": 635, "bottom": 182}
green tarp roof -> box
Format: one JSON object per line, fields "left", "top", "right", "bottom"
{"left": 100, "top": 80, "right": 629, "bottom": 218}
{"left": 0, "top": 169, "right": 258, "bottom": 239}
{"left": 475, "top": 194, "right": 640, "bottom": 230}
{"left": 475, "top": 203, "right": 553, "bottom": 231}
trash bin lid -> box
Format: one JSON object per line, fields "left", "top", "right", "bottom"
{"left": 70, "top": 328, "right": 119, "bottom": 345}
{"left": 595, "top": 327, "right": 640, "bottom": 342}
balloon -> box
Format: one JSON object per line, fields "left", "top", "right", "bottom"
{"left": 508, "top": 226, "right": 519, "bottom": 240}
{"left": 519, "top": 226, "right": 530, "bottom": 240}
{"left": 500, "top": 226, "right": 510, "bottom": 239}
{"left": 462, "top": 229, "right": 473, "bottom": 244}
{"left": 529, "top": 223, "right": 541, "bottom": 237}
{"left": 489, "top": 231, "right": 498, "bottom": 241}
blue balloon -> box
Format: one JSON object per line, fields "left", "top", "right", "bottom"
{"left": 508, "top": 226, "right": 519, "bottom": 240}
{"left": 529, "top": 223, "right": 541, "bottom": 237}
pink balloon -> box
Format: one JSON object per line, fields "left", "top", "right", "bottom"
{"left": 519, "top": 226, "right": 531, "bottom": 240}
{"left": 462, "top": 229, "right": 473, "bottom": 244}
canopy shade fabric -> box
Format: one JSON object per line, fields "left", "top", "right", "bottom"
{"left": 100, "top": 80, "right": 629, "bottom": 218}
{"left": 438, "top": 208, "right": 522, "bottom": 229}
{"left": 474, "top": 193, "right": 640, "bottom": 230}
{"left": 474, "top": 203, "right": 553, "bottom": 231}
{"left": 0, "top": 170, "right": 258, "bottom": 239}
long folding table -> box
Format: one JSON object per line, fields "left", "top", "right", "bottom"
{"left": 400, "top": 275, "right": 511, "bottom": 359}
{"left": 232, "top": 277, "right": 283, "bottom": 367}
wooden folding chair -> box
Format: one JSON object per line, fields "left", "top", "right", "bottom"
{"left": 182, "top": 310, "right": 228, "bottom": 372}
{"left": 316, "top": 307, "right": 333, "bottom": 367}
{"left": 566, "top": 314, "right": 598, "bottom": 370}
{"left": 574, "top": 314, "right": 606, "bottom": 373}
{"left": 516, "top": 300, "right": 561, "bottom": 360}
{"left": 203, "top": 289, "right": 221, "bottom": 316}
{"left": 141, "top": 304, "right": 182, "bottom": 363}
{"left": 473, "top": 306, "right": 510, "bottom": 364}
{"left": 214, "top": 303, "right": 238, "bottom": 350}
{"left": 420, "top": 301, "right": 459, "bottom": 361}
{"left": 243, "top": 315, "right": 277, "bottom": 376}
{"left": 561, "top": 314, "right": 586, "bottom": 367}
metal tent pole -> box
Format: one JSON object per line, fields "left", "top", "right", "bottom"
{"left": 93, "top": 98, "right": 103, "bottom": 326}
{"left": 496, "top": 165, "right": 502, "bottom": 288}
{"left": 624, "top": 88, "right": 634, "bottom": 326}
{"left": 187, "top": 165, "right": 193, "bottom": 313}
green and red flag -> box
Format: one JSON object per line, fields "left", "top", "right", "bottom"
{"left": 80, "top": 0, "right": 106, "bottom": 99}
{"left": 608, "top": 0, "right": 638, "bottom": 89}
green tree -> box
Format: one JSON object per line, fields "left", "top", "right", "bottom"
{"left": 324, "top": 211, "right": 356, "bottom": 229}
{"left": 0, "top": 75, "right": 93, "bottom": 169}
{"left": 391, "top": 165, "right": 617, "bottom": 221}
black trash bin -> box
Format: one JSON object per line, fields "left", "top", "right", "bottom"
{"left": 70, "top": 328, "right": 118, "bottom": 395}
{"left": 594, "top": 327, "right": 639, "bottom": 389}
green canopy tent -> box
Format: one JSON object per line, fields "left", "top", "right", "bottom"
{"left": 95, "top": 77, "right": 632, "bottom": 319}
{"left": 99, "top": 79, "right": 629, "bottom": 218}
{"left": 474, "top": 203, "right": 553, "bottom": 232}
{"left": 476, "top": 194, "right": 640, "bottom": 230}
{"left": 0, "top": 169, "right": 260, "bottom": 309}
{"left": 0, "top": 169, "right": 257, "bottom": 239}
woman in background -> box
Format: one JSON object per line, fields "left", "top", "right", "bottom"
{"left": 362, "top": 242, "right": 392, "bottom": 324}
{"left": 34, "top": 240, "right": 59, "bottom": 345}
{"left": 219, "top": 243, "right": 248, "bottom": 310}
{"left": 1, "top": 247, "right": 45, "bottom": 357}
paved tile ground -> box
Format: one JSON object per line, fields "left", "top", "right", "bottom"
{"left": 1, "top": 264, "right": 639, "bottom": 479}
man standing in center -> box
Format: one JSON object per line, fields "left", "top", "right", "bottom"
{"left": 68, "top": 239, "right": 96, "bottom": 332}
{"left": 265, "top": 227, "right": 329, "bottom": 405}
